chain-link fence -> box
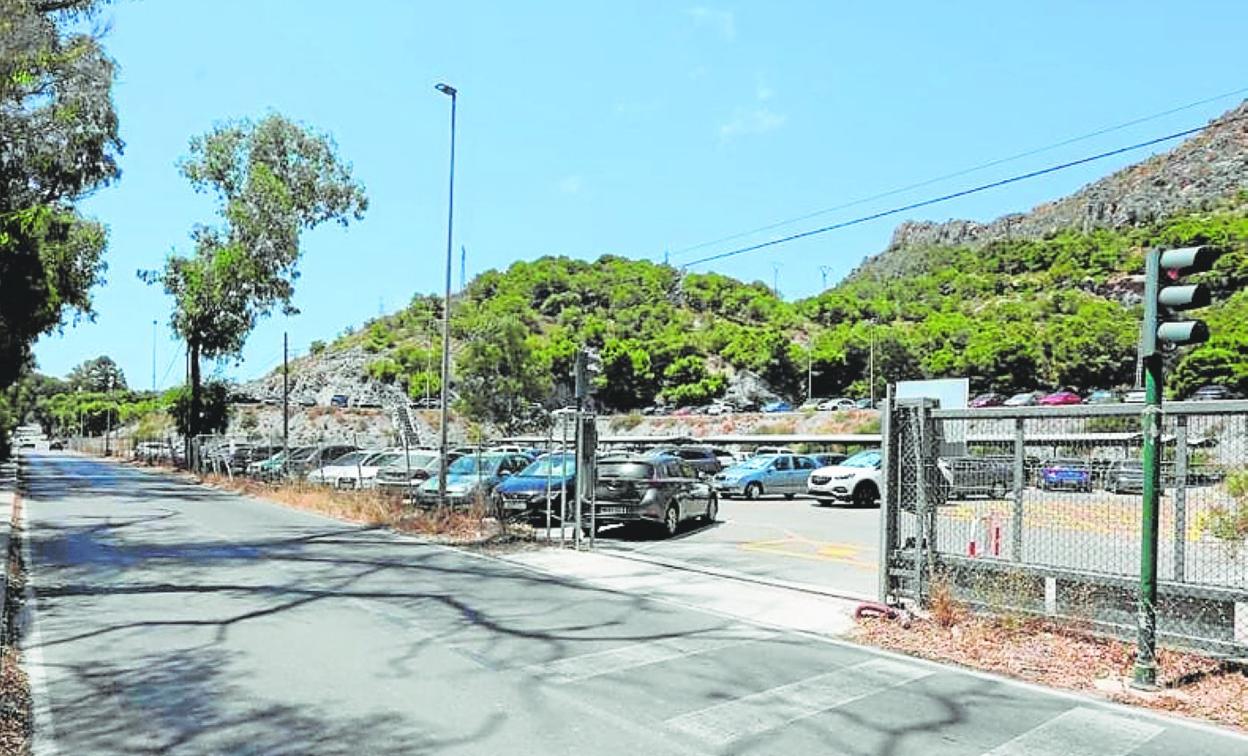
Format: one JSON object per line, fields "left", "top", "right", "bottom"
{"left": 883, "top": 396, "right": 1248, "bottom": 657}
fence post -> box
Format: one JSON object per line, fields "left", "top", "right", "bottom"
{"left": 1012, "top": 417, "right": 1025, "bottom": 562}
{"left": 877, "top": 384, "right": 893, "bottom": 603}
{"left": 1172, "top": 414, "right": 1189, "bottom": 584}
{"left": 914, "top": 403, "right": 930, "bottom": 603}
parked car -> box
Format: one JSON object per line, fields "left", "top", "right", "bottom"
{"left": 1004, "top": 391, "right": 1042, "bottom": 407}
{"left": 854, "top": 398, "right": 874, "bottom": 410}
{"left": 1123, "top": 388, "right": 1147, "bottom": 404}
{"left": 415, "top": 452, "right": 533, "bottom": 507}
{"left": 705, "top": 402, "right": 734, "bottom": 416}
{"left": 807, "top": 449, "right": 882, "bottom": 507}
{"left": 288, "top": 444, "right": 359, "bottom": 478}
{"left": 412, "top": 397, "right": 441, "bottom": 409}
{"left": 306, "top": 449, "right": 399, "bottom": 489}
{"left": 799, "top": 398, "right": 823, "bottom": 410}
{"left": 1084, "top": 389, "right": 1121, "bottom": 404}
{"left": 671, "top": 406, "right": 695, "bottom": 417}
{"left": 1038, "top": 390, "right": 1083, "bottom": 406}
{"left": 375, "top": 449, "right": 443, "bottom": 493}
{"left": 761, "top": 400, "right": 793, "bottom": 413}
{"left": 969, "top": 392, "right": 1005, "bottom": 408}
{"left": 652, "top": 446, "right": 721, "bottom": 476}
{"left": 492, "top": 452, "right": 576, "bottom": 519}
{"left": 937, "top": 456, "right": 1013, "bottom": 499}
{"left": 1190, "top": 384, "right": 1239, "bottom": 402}
{"left": 247, "top": 447, "right": 312, "bottom": 477}
{"left": 593, "top": 454, "right": 717, "bottom": 537}
{"left": 816, "top": 397, "right": 856, "bottom": 412}
{"left": 713, "top": 453, "right": 818, "bottom": 500}
{"left": 810, "top": 452, "right": 847, "bottom": 468}
{"left": 752, "top": 445, "right": 796, "bottom": 456}
{"left": 330, "top": 394, "right": 349, "bottom": 408}
{"left": 1039, "top": 459, "right": 1093, "bottom": 492}
{"left": 710, "top": 447, "right": 742, "bottom": 469}
{"left": 1103, "top": 460, "right": 1145, "bottom": 495}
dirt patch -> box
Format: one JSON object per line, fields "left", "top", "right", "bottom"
{"left": 854, "top": 612, "right": 1248, "bottom": 732}
{"left": 200, "top": 474, "right": 535, "bottom": 547}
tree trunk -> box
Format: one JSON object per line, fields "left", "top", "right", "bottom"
{"left": 189, "top": 339, "right": 202, "bottom": 441}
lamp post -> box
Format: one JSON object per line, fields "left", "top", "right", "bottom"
{"left": 435, "top": 82, "right": 457, "bottom": 507}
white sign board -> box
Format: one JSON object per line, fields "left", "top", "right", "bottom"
{"left": 894, "top": 378, "right": 969, "bottom": 410}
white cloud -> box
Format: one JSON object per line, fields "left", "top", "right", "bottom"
{"left": 719, "top": 107, "right": 786, "bottom": 141}
{"left": 687, "top": 6, "right": 735, "bottom": 41}
{"left": 558, "top": 175, "right": 583, "bottom": 194}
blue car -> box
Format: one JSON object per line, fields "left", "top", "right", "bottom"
{"left": 712, "top": 453, "right": 818, "bottom": 499}
{"left": 416, "top": 452, "right": 534, "bottom": 507}
{"left": 1039, "top": 459, "right": 1092, "bottom": 492}
{"left": 492, "top": 452, "right": 576, "bottom": 519}
{"left": 761, "top": 400, "right": 793, "bottom": 413}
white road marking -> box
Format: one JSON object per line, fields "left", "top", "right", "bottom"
{"left": 982, "top": 706, "right": 1163, "bottom": 756}
{"left": 533, "top": 627, "right": 771, "bottom": 683}
{"left": 666, "top": 657, "right": 931, "bottom": 745}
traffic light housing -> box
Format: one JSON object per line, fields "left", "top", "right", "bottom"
{"left": 1141, "top": 245, "right": 1222, "bottom": 356}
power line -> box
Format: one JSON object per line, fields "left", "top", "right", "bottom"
{"left": 669, "top": 86, "right": 1248, "bottom": 259}
{"left": 683, "top": 115, "right": 1244, "bottom": 269}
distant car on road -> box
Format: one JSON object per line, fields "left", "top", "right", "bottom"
{"left": 1190, "top": 384, "right": 1239, "bottom": 402}
{"left": 1004, "top": 391, "right": 1042, "bottom": 407}
{"left": 1039, "top": 459, "right": 1092, "bottom": 492}
{"left": 1084, "top": 389, "right": 1120, "bottom": 404}
{"left": 593, "top": 455, "right": 717, "bottom": 537}
{"left": 713, "top": 453, "right": 817, "bottom": 500}
{"left": 1038, "top": 390, "right": 1082, "bottom": 406}
{"left": 807, "top": 449, "right": 882, "bottom": 507}
{"left": 969, "top": 392, "right": 1005, "bottom": 408}
{"left": 761, "top": 400, "right": 793, "bottom": 413}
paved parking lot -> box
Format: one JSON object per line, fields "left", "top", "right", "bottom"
{"left": 595, "top": 494, "right": 882, "bottom": 599}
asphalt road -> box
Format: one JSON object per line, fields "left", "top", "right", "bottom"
{"left": 18, "top": 452, "right": 1247, "bottom": 755}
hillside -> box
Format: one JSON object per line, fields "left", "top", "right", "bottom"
{"left": 268, "top": 101, "right": 1248, "bottom": 428}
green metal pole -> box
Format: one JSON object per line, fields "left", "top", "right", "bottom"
{"left": 1133, "top": 248, "right": 1162, "bottom": 689}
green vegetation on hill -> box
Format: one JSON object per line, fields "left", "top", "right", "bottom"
{"left": 329, "top": 199, "right": 1248, "bottom": 426}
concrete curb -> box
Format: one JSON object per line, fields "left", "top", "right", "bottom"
{"left": 0, "top": 459, "right": 16, "bottom": 638}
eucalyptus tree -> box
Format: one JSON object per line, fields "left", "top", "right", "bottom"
{"left": 0, "top": 0, "right": 121, "bottom": 389}
{"left": 143, "top": 115, "right": 367, "bottom": 437}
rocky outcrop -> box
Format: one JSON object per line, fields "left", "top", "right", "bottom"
{"left": 884, "top": 101, "right": 1248, "bottom": 252}
{"left": 239, "top": 346, "right": 406, "bottom": 409}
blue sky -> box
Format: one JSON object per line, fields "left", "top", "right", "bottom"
{"left": 33, "top": 0, "right": 1248, "bottom": 389}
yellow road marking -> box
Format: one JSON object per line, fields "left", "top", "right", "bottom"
{"left": 739, "top": 537, "right": 876, "bottom": 570}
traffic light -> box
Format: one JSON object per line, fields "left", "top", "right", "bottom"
{"left": 1141, "top": 245, "right": 1222, "bottom": 356}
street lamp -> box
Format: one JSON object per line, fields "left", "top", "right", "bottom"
{"left": 435, "top": 81, "right": 457, "bottom": 507}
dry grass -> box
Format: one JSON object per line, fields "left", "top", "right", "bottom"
{"left": 200, "top": 475, "right": 531, "bottom": 545}
{"left": 854, "top": 612, "right": 1248, "bottom": 732}
{"left": 2, "top": 494, "right": 31, "bottom": 755}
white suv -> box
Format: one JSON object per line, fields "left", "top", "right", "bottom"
{"left": 807, "top": 449, "right": 882, "bottom": 506}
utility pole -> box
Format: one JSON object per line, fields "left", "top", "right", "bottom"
{"left": 819, "top": 265, "right": 832, "bottom": 290}
{"left": 806, "top": 344, "right": 813, "bottom": 403}
{"left": 772, "top": 262, "right": 781, "bottom": 299}
{"left": 283, "top": 332, "right": 289, "bottom": 454}
{"left": 435, "top": 82, "right": 458, "bottom": 508}
{"left": 460, "top": 245, "right": 467, "bottom": 291}
{"left": 152, "top": 319, "right": 157, "bottom": 392}
{"left": 870, "top": 319, "right": 877, "bottom": 408}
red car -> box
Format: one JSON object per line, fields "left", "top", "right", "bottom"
{"left": 1038, "top": 390, "right": 1082, "bottom": 406}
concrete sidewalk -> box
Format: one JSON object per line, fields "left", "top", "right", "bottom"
{"left": 503, "top": 547, "right": 861, "bottom": 638}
